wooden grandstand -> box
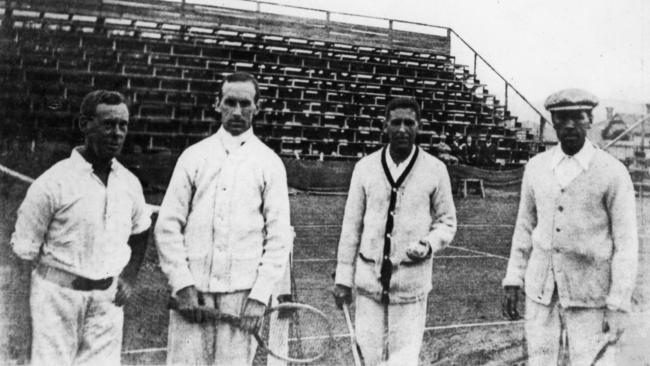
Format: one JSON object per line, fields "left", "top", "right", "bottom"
{"left": 0, "top": 0, "right": 541, "bottom": 165}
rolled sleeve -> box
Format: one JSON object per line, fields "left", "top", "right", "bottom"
{"left": 11, "top": 180, "right": 54, "bottom": 261}
{"left": 154, "top": 154, "right": 196, "bottom": 294}
{"left": 502, "top": 165, "right": 536, "bottom": 288}
{"left": 422, "top": 164, "right": 457, "bottom": 254}
{"left": 335, "top": 163, "right": 366, "bottom": 288}
{"left": 249, "top": 159, "right": 293, "bottom": 303}
{"left": 131, "top": 181, "right": 152, "bottom": 235}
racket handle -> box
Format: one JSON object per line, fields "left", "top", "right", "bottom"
{"left": 343, "top": 304, "right": 363, "bottom": 366}
{"left": 168, "top": 297, "right": 241, "bottom": 325}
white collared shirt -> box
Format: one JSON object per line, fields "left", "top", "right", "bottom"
{"left": 11, "top": 148, "right": 151, "bottom": 279}
{"left": 216, "top": 126, "right": 253, "bottom": 154}
{"left": 385, "top": 145, "right": 416, "bottom": 181}
{"left": 550, "top": 139, "right": 596, "bottom": 188}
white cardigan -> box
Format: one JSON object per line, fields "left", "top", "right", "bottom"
{"left": 503, "top": 146, "right": 638, "bottom": 311}
{"left": 335, "top": 147, "right": 457, "bottom": 304}
{"left": 154, "top": 132, "right": 292, "bottom": 304}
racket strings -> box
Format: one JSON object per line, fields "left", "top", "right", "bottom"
{"left": 265, "top": 306, "right": 333, "bottom": 363}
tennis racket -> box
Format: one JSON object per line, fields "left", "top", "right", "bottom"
{"left": 169, "top": 299, "right": 334, "bottom": 364}
{"left": 589, "top": 335, "right": 618, "bottom": 366}
{"left": 342, "top": 303, "right": 364, "bottom": 366}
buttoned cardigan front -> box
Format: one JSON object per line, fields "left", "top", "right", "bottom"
{"left": 154, "top": 132, "right": 292, "bottom": 304}
{"left": 335, "top": 147, "right": 457, "bottom": 304}
{"left": 503, "top": 146, "right": 638, "bottom": 311}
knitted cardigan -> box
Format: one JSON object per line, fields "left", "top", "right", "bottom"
{"left": 335, "top": 147, "right": 457, "bottom": 304}
{"left": 503, "top": 146, "right": 638, "bottom": 311}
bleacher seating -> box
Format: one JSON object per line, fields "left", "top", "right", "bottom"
{"left": 0, "top": 0, "right": 539, "bottom": 163}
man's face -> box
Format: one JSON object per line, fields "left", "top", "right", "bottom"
{"left": 385, "top": 108, "right": 419, "bottom": 152}
{"left": 552, "top": 110, "right": 590, "bottom": 155}
{"left": 82, "top": 103, "right": 129, "bottom": 161}
{"left": 217, "top": 81, "right": 258, "bottom": 136}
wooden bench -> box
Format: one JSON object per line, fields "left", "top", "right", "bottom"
{"left": 458, "top": 178, "right": 485, "bottom": 198}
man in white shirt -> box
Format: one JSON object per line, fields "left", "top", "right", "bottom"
{"left": 10, "top": 90, "right": 152, "bottom": 366}
{"left": 332, "top": 98, "right": 457, "bottom": 366}
{"left": 155, "top": 72, "right": 293, "bottom": 365}
{"left": 502, "top": 89, "right": 638, "bottom": 365}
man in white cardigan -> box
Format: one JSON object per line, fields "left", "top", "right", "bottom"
{"left": 502, "top": 88, "right": 638, "bottom": 366}
{"left": 333, "top": 98, "right": 457, "bottom": 366}
{"left": 155, "top": 72, "right": 293, "bottom": 365}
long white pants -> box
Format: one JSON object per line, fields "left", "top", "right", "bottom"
{"left": 167, "top": 290, "right": 257, "bottom": 366}
{"left": 355, "top": 294, "right": 427, "bottom": 366}
{"left": 30, "top": 271, "right": 123, "bottom": 366}
{"left": 525, "top": 295, "right": 616, "bottom": 366}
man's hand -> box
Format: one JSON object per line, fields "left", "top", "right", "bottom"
{"left": 502, "top": 286, "right": 522, "bottom": 320}
{"left": 176, "top": 285, "right": 206, "bottom": 323}
{"left": 603, "top": 309, "right": 628, "bottom": 342}
{"left": 406, "top": 240, "right": 432, "bottom": 262}
{"left": 332, "top": 284, "right": 352, "bottom": 309}
{"left": 114, "top": 277, "right": 134, "bottom": 307}
{"left": 240, "top": 298, "right": 266, "bottom": 333}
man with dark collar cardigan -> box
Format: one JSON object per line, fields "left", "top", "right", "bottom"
{"left": 502, "top": 89, "right": 638, "bottom": 366}
{"left": 333, "top": 98, "right": 457, "bottom": 366}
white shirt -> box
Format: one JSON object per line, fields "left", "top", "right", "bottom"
{"left": 217, "top": 126, "right": 253, "bottom": 154}
{"left": 385, "top": 145, "right": 416, "bottom": 181}
{"left": 154, "top": 130, "right": 292, "bottom": 303}
{"left": 11, "top": 148, "right": 151, "bottom": 279}
{"left": 550, "top": 139, "right": 596, "bottom": 188}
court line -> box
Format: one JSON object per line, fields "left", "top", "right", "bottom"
{"left": 121, "top": 320, "right": 525, "bottom": 354}
{"left": 0, "top": 164, "right": 35, "bottom": 184}
{"left": 122, "top": 347, "right": 166, "bottom": 355}
{"left": 447, "top": 245, "right": 509, "bottom": 260}
{"left": 294, "top": 255, "right": 495, "bottom": 263}
{"left": 293, "top": 224, "right": 515, "bottom": 228}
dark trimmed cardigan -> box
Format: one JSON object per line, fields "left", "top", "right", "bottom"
{"left": 335, "top": 146, "right": 457, "bottom": 304}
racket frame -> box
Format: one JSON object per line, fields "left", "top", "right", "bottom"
{"left": 168, "top": 299, "right": 333, "bottom": 364}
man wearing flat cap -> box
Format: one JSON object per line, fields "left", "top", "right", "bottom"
{"left": 502, "top": 88, "right": 638, "bottom": 365}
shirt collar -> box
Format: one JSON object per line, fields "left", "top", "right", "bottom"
{"left": 550, "top": 139, "right": 596, "bottom": 170}
{"left": 70, "top": 147, "right": 118, "bottom": 173}
{"left": 385, "top": 144, "right": 416, "bottom": 169}
{"left": 216, "top": 126, "right": 254, "bottom": 153}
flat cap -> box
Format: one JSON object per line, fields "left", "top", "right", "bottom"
{"left": 544, "top": 88, "right": 599, "bottom": 112}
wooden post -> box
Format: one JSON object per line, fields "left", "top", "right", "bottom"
{"left": 473, "top": 53, "right": 477, "bottom": 75}
{"left": 2, "top": 0, "right": 13, "bottom": 33}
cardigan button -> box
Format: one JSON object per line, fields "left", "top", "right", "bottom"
{"left": 392, "top": 188, "right": 397, "bottom": 193}
{"left": 556, "top": 228, "right": 561, "bottom": 232}
{"left": 384, "top": 255, "right": 389, "bottom": 260}
{"left": 386, "top": 233, "right": 391, "bottom": 238}
{"left": 558, "top": 206, "right": 563, "bottom": 212}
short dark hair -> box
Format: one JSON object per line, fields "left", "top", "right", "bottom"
{"left": 385, "top": 97, "right": 420, "bottom": 122}
{"left": 80, "top": 90, "right": 127, "bottom": 119}
{"left": 219, "top": 72, "right": 260, "bottom": 103}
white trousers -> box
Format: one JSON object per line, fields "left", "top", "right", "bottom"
{"left": 355, "top": 294, "right": 427, "bottom": 366}
{"left": 525, "top": 295, "right": 616, "bottom": 366}
{"left": 30, "top": 271, "right": 123, "bottom": 366}
{"left": 167, "top": 290, "right": 257, "bottom": 366}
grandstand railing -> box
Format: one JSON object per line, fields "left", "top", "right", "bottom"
{"left": 3, "top": 0, "right": 548, "bottom": 131}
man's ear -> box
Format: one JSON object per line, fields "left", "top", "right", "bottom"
{"left": 213, "top": 96, "right": 221, "bottom": 113}
{"left": 78, "top": 116, "right": 90, "bottom": 133}
{"left": 253, "top": 99, "right": 261, "bottom": 115}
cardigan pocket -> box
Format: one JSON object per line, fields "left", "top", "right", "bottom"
{"left": 354, "top": 256, "right": 382, "bottom": 294}
{"left": 392, "top": 257, "right": 432, "bottom": 296}
{"left": 563, "top": 258, "right": 610, "bottom": 304}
